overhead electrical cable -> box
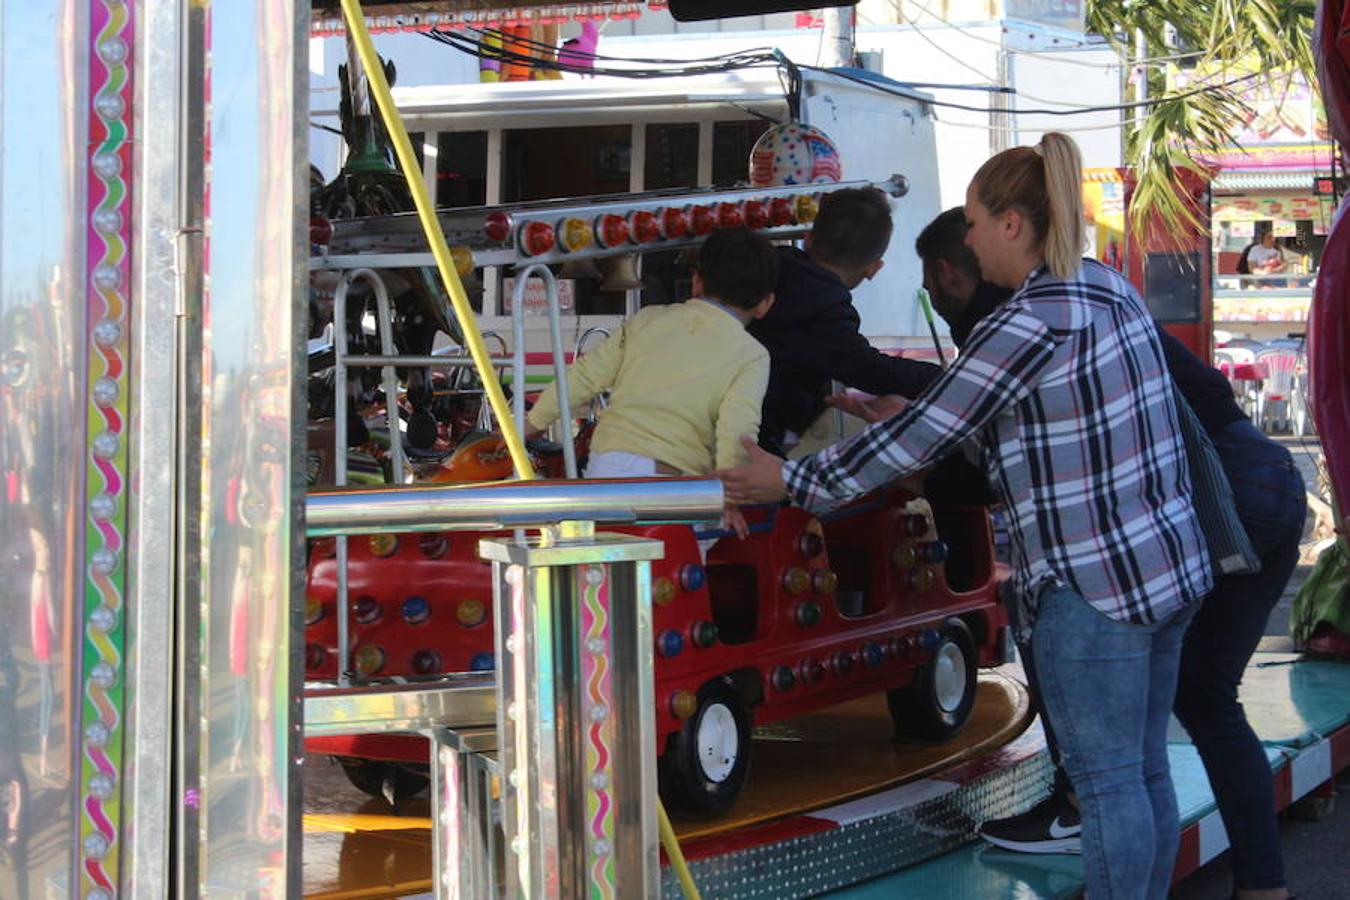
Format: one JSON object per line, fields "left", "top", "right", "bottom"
{"left": 422, "top": 29, "right": 1262, "bottom": 119}
{"left": 803, "top": 64, "right": 1263, "bottom": 118}
{"left": 903, "top": 0, "right": 1205, "bottom": 70}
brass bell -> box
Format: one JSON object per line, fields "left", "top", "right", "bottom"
{"left": 599, "top": 254, "right": 642, "bottom": 292}
{"left": 559, "top": 257, "right": 603, "bottom": 280}
{"left": 459, "top": 268, "right": 483, "bottom": 297}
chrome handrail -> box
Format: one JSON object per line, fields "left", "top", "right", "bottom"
{"left": 513, "top": 264, "right": 579, "bottom": 478}
{"left": 574, "top": 325, "right": 611, "bottom": 420}
{"left": 333, "top": 268, "right": 406, "bottom": 485}
{"left": 306, "top": 476, "right": 722, "bottom": 536}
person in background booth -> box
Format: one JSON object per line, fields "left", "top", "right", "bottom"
{"left": 1246, "top": 229, "right": 1288, "bottom": 275}
{"left": 720, "top": 133, "right": 1212, "bottom": 900}
{"left": 749, "top": 187, "right": 938, "bottom": 456}
{"left": 1239, "top": 228, "right": 1288, "bottom": 289}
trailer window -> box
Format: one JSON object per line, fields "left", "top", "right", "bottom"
{"left": 436, "top": 131, "right": 488, "bottom": 208}
{"left": 645, "top": 123, "right": 699, "bottom": 190}
{"left": 636, "top": 249, "right": 695, "bottom": 308}
{"left": 503, "top": 125, "right": 631, "bottom": 201}
{"left": 712, "top": 120, "right": 770, "bottom": 187}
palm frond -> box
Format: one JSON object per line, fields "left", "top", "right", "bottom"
{"left": 1084, "top": 0, "right": 1318, "bottom": 241}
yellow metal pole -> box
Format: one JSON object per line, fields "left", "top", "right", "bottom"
{"left": 337, "top": 8, "right": 699, "bottom": 896}
{"left": 659, "top": 798, "right": 704, "bottom": 900}
{"left": 338, "top": 0, "right": 535, "bottom": 479}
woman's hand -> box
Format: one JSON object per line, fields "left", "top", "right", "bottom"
{"left": 825, "top": 391, "right": 911, "bottom": 423}
{"left": 717, "top": 436, "right": 788, "bottom": 505}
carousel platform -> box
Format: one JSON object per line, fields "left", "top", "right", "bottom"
{"left": 301, "top": 654, "right": 1350, "bottom": 899}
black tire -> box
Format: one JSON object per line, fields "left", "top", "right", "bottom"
{"left": 888, "top": 617, "right": 978, "bottom": 742}
{"left": 659, "top": 678, "right": 752, "bottom": 815}
{"left": 337, "top": 758, "right": 430, "bottom": 803}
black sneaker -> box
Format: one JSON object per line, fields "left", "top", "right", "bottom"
{"left": 977, "top": 791, "right": 1081, "bottom": 854}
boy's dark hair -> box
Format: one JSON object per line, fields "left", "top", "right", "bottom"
{"left": 915, "top": 206, "right": 981, "bottom": 281}
{"left": 695, "top": 227, "right": 779, "bottom": 309}
{"left": 810, "top": 187, "right": 893, "bottom": 270}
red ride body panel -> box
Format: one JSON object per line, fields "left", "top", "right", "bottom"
{"left": 303, "top": 489, "right": 1007, "bottom": 763}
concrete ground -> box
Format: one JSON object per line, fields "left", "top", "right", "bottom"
{"left": 1172, "top": 435, "right": 1348, "bottom": 899}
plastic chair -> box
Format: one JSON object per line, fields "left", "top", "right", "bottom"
{"left": 1213, "top": 348, "right": 1262, "bottom": 422}
{"left": 1221, "top": 336, "right": 1265, "bottom": 350}
{"left": 1255, "top": 347, "right": 1300, "bottom": 433}
{"left": 1289, "top": 349, "right": 1314, "bottom": 437}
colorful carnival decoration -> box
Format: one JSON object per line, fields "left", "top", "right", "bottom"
{"left": 580, "top": 563, "right": 618, "bottom": 897}
{"left": 748, "top": 122, "right": 843, "bottom": 188}
{"left": 80, "top": 0, "right": 133, "bottom": 895}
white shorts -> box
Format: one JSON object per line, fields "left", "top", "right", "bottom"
{"left": 584, "top": 450, "right": 661, "bottom": 479}
{"left": 584, "top": 451, "right": 721, "bottom": 556}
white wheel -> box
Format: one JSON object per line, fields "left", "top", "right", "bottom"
{"left": 889, "top": 618, "right": 978, "bottom": 742}
{"left": 696, "top": 703, "right": 740, "bottom": 783}
{"left": 660, "top": 678, "right": 752, "bottom": 813}
{"left": 933, "top": 642, "right": 969, "bottom": 714}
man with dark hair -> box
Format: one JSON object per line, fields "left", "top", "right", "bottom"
{"left": 750, "top": 187, "right": 938, "bottom": 454}
{"left": 914, "top": 206, "right": 1011, "bottom": 346}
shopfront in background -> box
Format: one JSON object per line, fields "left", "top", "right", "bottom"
{"left": 1211, "top": 188, "right": 1334, "bottom": 277}
{"left": 1196, "top": 70, "right": 1337, "bottom": 338}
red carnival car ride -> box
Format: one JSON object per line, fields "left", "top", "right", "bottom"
{"left": 304, "top": 427, "right": 1010, "bottom": 813}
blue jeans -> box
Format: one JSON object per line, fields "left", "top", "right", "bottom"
{"left": 1171, "top": 419, "right": 1305, "bottom": 891}
{"left": 1028, "top": 421, "right": 1306, "bottom": 893}
{"left": 1032, "top": 586, "right": 1197, "bottom": 900}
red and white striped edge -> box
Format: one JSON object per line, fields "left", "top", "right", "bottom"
{"left": 1172, "top": 721, "right": 1350, "bottom": 882}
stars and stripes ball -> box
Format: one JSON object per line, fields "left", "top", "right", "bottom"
{"left": 749, "top": 122, "right": 843, "bottom": 187}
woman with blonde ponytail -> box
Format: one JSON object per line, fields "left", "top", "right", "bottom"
{"left": 963, "top": 132, "right": 1085, "bottom": 284}
{"left": 960, "top": 132, "right": 1207, "bottom": 899}
{"left": 722, "top": 131, "right": 1211, "bottom": 899}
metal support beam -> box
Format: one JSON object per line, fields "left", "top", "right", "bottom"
{"left": 482, "top": 528, "right": 664, "bottom": 899}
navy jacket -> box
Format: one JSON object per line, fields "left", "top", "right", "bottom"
{"left": 750, "top": 247, "right": 938, "bottom": 453}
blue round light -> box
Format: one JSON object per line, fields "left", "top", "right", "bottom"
{"left": 401, "top": 595, "right": 430, "bottom": 624}
{"left": 469, "top": 652, "right": 495, "bottom": 671}
{"left": 678, "top": 563, "right": 706, "bottom": 592}
{"left": 923, "top": 541, "right": 949, "bottom": 564}
{"left": 919, "top": 629, "right": 942, "bottom": 651}
{"left": 657, "top": 630, "right": 685, "bottom": 658}
{"left": 863, "top": 642, "right": 885, "bottom": 668}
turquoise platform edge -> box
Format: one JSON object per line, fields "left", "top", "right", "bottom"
{"left": 824, "top": 654, "right": 1350, "bottom": 899}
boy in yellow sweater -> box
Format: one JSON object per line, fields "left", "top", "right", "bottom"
{"left": 525, "top": 228, "right": 778, "bottom": 534}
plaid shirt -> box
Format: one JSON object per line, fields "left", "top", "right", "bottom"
{"left": 785, "top": 259, "right": 1213, "bottom": 626}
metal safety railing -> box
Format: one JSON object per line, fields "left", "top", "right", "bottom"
{"left": 574, "top": 325, "right": 611, "bottom": 422}
{"left": 511, "top": 264, "right": 579, "bottom": 478}
{"left": 334, "top": 268, "right": 407, "bottom": 485}
{"left": 325, "top": 261, "right": 586, "bottom": 680}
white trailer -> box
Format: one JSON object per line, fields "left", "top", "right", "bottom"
{"left": 314, "top": 67, "right": 944, "bottom": 353}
